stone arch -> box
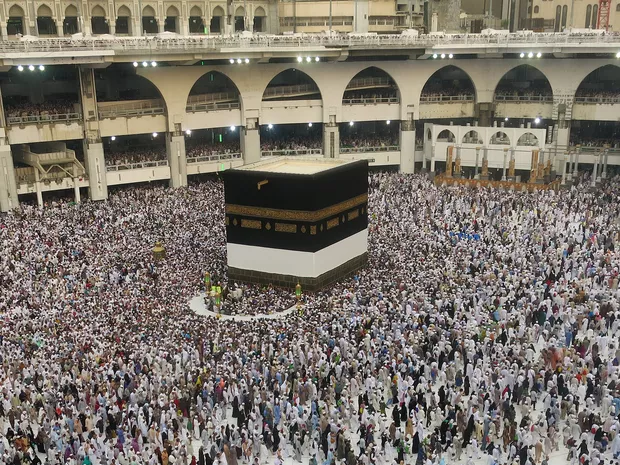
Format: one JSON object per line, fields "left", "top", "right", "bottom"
{"left": 421, "top": 65, "right": 477, "bottom": 101}
{"left": 341, "top": 66, "right": 401, "bottom": 102}
{"left": 166, "top": 5, "right": 179, "bottom": 16}
{"left": 493, "top": 64, "right": 553, "bottom": 100}
{"left": 212, "top": 5, "right": 225, "bottom": 16}
{"left": 254, "top": 6, "right": 266, "bottom": 16}
{"left": 575, "top": 64, "right": 620, "bottom": 98}
{"left": 98, "top": 68, "right": 168, "bottom": 112}
{"left": 462, "top": 130, "right": 482, "bottom": 145}
{"left": 186, "top": 70, "right": 243, "bottom": 109}
{"left": 131, "top": 75, "right": 166, "bottom": 107}
{"left": 37, "top": 4, "right": 54, "bottom": 17}
{"left": 91, "top": 4, "right": 106, "bottom": 17}
{"left": 189, "top": 5, "right": 202, "bottom": 16}
{"left": 65, "top": 4, "right": 78, "bottom": 16}
{"left": 142, "top": 5, "right": 156, "bottom": 16}
{"left": 489, "top": 131, "right": 510, "bottom": 146}
{"left": 437, "top": 129, "right": 456, "bottom": 143}
{"left": 517, "top": 132, "right": 539, "bottom": 146}
{"left": 8, "top": 4, "right": 25, "bottom": 16}
{"left": 117, "top": 5, "right": 131, "bottom": 17}
{"left": 235, "top": 6, "right": 245, "bottom": 16}
{"left": 262, "top": 68, "right": 323, "bottom": 102}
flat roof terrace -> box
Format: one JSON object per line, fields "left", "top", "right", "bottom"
{"left": 1, "top": 32, "right": 619, "bottom": 65}
{"left": 237, "top": 157, "right": 356, "bottom": 175}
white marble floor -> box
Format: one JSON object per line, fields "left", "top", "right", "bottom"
{"left": 189, "top": 292, "right": 298, "bottom": 321}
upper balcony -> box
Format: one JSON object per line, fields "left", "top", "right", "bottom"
{"left": 261, "top": 70, "right": 323, "bottom": 125}
{"left": 571, "top": 65, "right": 620, "bottom": 121}
{"left": 341, "top": 70, "right": 401, "bottom": 122}
{"left": 2, "top": 32, "right": 620, "bottom": 64}
{"left": 185, "top": 71, "right": 242, "bottom": 130}
{"left": 492, "top": 64, "right": 554, "bottom": 120}
{"left": 98, "top": 99, "right": 168, "bottom": 137}
{"left": 1, "top": 65, "right": 83, "bottom": 144}
{"left": 5, "top": 112, "right": 84, "bottom": 144}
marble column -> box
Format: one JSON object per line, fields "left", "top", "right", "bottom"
{"left": 399, "top": 120, "right": 415, "bottom": 174}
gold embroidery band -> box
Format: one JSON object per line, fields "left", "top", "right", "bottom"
{"left": 347, "top": 209, "right": 359, "bottom": 221}
{"left": 240, "top": 219, "right": 262, "bottom": 229}
{"left": 275, "top": 223, "right": 297, "bottom": 233}
{"left": 326, "top": 217, "right": 339, "bottom": 230}
{"left": 225, "top": 193, "right": 368, "bottom": 222}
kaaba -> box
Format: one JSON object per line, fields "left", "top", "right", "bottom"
{"left": 224, "top": 157, "right": 369, "bottom": 290}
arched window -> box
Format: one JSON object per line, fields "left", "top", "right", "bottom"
{"left": 116, "top": 5, "right": 131, "bottom": 35}
{"left": 253, "top": 7, "right": 266, "bottom": 32}
{"left": 534, "top": 6, "right": 539, "bottom": 13}
{"left": 142, "top": 5, "right": 157, "bottom": 34}
{"left": 561, "top": 5, "right": 568, "bottom": 29}
{"left": 617, "top": 3, "right": 620, "bottom": 12}
{"left": 554, "top": 5, "right": 561, "bottom": 32}
{"left": 91, "top": 5, "right": 109, "bottom": 34}
{"left": 585, "top": 4, "right": 592, "bottom": 28}
{"left": 189, "top": 6, "right": 203, "bottom": 34}
{"left": 64, "top": 5, "right": 78, "bottom": 34}
{"left": 8, "top": 4, "right": 25, "bottom": 35}
{"left": 165, "top": 5, "right": 179, "bottom": 32}
{"left": 591, "top": 4, "right": 598, "bottom": 28}
{"left": 37, "top": 4, "right": 57, "bottom": 35}
{"left": 234, "top": 6, "right": 245, "bottom": 32}
{"left": 211, "top": 6, "right": 224, "bottom": 33}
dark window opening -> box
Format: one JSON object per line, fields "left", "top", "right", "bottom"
{"left": 142, "top": 16, "right": 158, "bottom": 34}
{"left": 164, "top": 16, "right": 177, "bottom": 32}
{"left": 116, "top": 17, "right": 129, "bottom": 34}
{"left": 210, "top": 16, "right": 221, "bottom": 33}
{"left": 253, "top": 16, "right": 264, "bottom": 32}
{"left": 37, "top": 17, "right": 57, "bottom": 35}
{"left": 7, "top": 17, "right": 24, "bottom": 35}
{"left": 63, "top": 17, "right": 78, "bottom": 35}
{"left": 91, "top": 17, "right": 109, "bottom": 34}
{"left": 189, "top": 16, "right": 204, "bottom": 33}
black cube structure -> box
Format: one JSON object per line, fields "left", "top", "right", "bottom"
{"left": 224, "top": 158, "right": 368, "bottom": 291}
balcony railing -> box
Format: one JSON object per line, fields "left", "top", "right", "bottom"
{"left": 574, "top": 146, "right": 620, "bottom": 153}
{"left": 574, "top": 96, "right": 620, "bottom": 104}
{"left": 340, "top": 145, "right": 400, "bottom": 153}
{"left": 261, "top": 148, "right": 323, "bottom": 157}
{"left": 186, "top": 101, "right": 240, "bottom": 113}
{"left": 420, "top": 95, "right": 474, "bottom": 103}
{"left": 3, "top": 32, "right": 620, "bottom": 54}
{"left": 98, "top": 100, "right": 166, "bottom": 118}
{"left": 263, "top": 84, "right": 320, "bottom": 99}
{"left": 494, "top": 95, "right": 553, "bottom": 103}
{"left": 186, "top": 153, "right": 242, "bottom": 163}
{"left": 106, "top": 160, "right": 169, "bottom": 171}
{"left": 346, "top": 77, "right": 392, "bottom": 89}
{"left": 342, "top": 97, "right": 399, "bottom": 105}
{"left": 6, "top": 112, "right": 82, "bottom": 125}
{"left": 187, "top": 91, "right": 238, "bottom": 105}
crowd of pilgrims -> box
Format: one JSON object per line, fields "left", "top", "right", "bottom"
{"left": 3, "top": 172, "right": 620, "bottom": 465}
